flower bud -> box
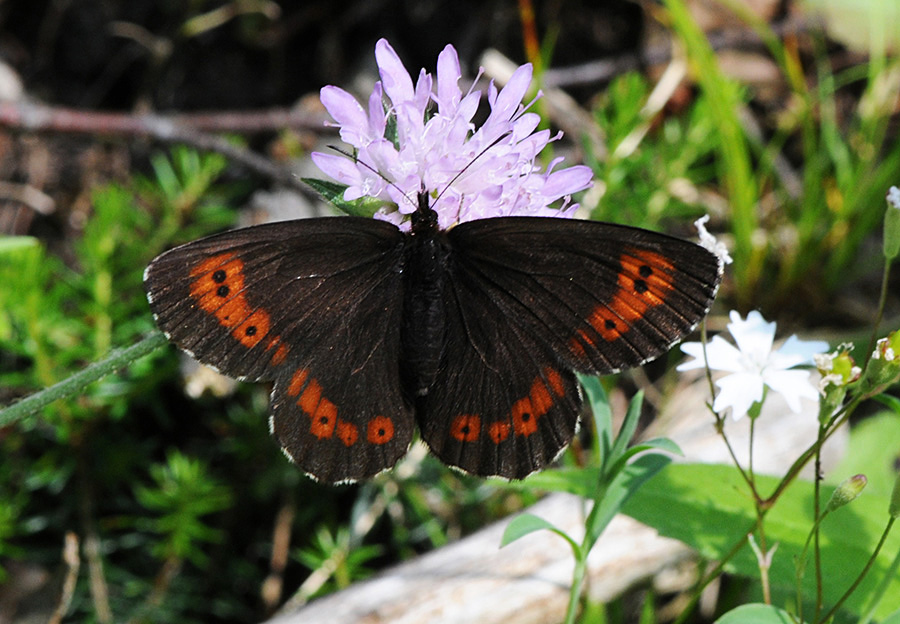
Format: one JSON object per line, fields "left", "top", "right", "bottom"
{"left": 862, "top": 332, "right": 900, "bottom": 392}
{"left": 815, "top": 346, "right": 859, "bottom": 423}
{"left": 825, "top": 474, "right": 867, "bottom": 513}
{"left": 885, "top": 186, "right": 900, "bottom": 260}
{"left": 890, "top": 472, "right": 900, "bottom": 518}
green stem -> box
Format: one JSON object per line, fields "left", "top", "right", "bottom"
{"left": 865, "top": 260, "right": 891, "bottom": 368}
{"left": 0, "top": 332, "right": 168, "bottom": 427}
{"left": 671, "top": 520, "right": 759, "bottom": 624}
{"left": 813, "top": 424, "right": 825, "bottom": 621}
{"left": 858, "top": 533, "right": 900, "bottom": 624}
{"left": 817, "top": 517, "right": 896, "bottom": 624}
{"left": 564, "top": 551, "right": 587, "bottom": 624}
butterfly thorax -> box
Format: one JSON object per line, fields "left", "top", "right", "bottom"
{"left": 400, "top": 197, "right": 449, "bottom": 397}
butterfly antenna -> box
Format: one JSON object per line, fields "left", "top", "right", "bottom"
{"left": 328, "top": 126, "right": 512, "bottom": 209}
{"left": 326, "top": 145, "right": 420, "bottom": 212}
{"left": 433, "top": 130, "right": 511, "bottom": 204}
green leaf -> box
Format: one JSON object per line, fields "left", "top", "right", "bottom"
{"left": 881, "top": 607, "right": 900, "bottom": 624}
{"left": 0, "top": 236, "right": 40, "bottom": 255}
{"left": 622, "top": 463, "right": 900, "bottom": 619}
{"left": 874, "top": 393, "right": 900, "bottom": 415}
{"left": 579, "top": 375, "right": 613, "bottom": 461}
{"left": 586, "top": 453, "right": 671, "bottom": 548}
{"left": 627, "top": 437, "right": 683, "bottom": 457}
{"left": 714, "top": 603, "right": 797, "bottom": 624}
{"left": 500, "top": 513, "right": 578, "bottom": 554}
{"left": 302, "top": 178, "right": 386, "bottom": 217}
{"left": 514, "top": 466, "right": 601, "bottom": 498}
{"left": 609, "top": 390, "right": 644, "bottom": 466}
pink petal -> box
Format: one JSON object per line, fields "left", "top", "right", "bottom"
{"left": 375, "top": 38, "right": 414, "bottom": 105}
{"left": 310, "top": 152, "right": 363, "bottom": 185}
{"left": 435, "top": 44, "right": 462, "bottom": 110}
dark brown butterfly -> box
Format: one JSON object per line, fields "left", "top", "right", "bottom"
{"left": 145, "top": 192, "right": 720, "bottom": 483}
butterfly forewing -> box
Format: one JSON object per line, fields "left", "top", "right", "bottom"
{"left": 448, "top": 217, "right": 721, "bottom": 376}
{"left": 145, "top": 218, "right": 415, "bottom": 482}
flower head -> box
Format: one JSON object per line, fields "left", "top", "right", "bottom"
{"left": 814, "top": 344, "right": 860, "bottom": 422}
{"left": 815, "top": 344, "right": 861, "bottom": 392}
{"left": 311, "top": 38, "right": 593, "bottom": 230}
{"left": 678, "top": 310, "right": 829, "bottom": 420}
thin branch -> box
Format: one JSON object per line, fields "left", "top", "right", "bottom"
{"left": 0, "top": 100, "right": 328, "bottom": 135}
{"left": 48, "top": 532, "right": 81, "bottom": 624}
{"left": 0, "top": 100, "right": 331, "bottom": 192}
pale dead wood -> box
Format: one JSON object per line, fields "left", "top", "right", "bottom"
{"left": 269, "top": 373, "right": 845, "bottom": 624}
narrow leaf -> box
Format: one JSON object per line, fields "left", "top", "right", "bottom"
{"left": 302, "top": 178, "right": 384, "bottom": 217}
{"left": 501, "top": 513, "right": 578, "bottom": 555}
{"left": 714, "top": 603, "right": 797, "bottom": 624}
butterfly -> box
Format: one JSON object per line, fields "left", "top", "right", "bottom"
{"left": 144, "top": 191, "right": 721, "bottom": 484}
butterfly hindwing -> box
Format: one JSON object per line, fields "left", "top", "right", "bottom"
{"left": 145, "top": 218, "right": 415, "bottom": 482}
{"left": 416, "top": 245, "right": 583, "bottom": 479}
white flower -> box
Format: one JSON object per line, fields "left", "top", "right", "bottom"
{"left": 694, "top": 214, "right": 732, "bottom": 267}
{"left": 887, "top": 186, "right": 900, "bottom": 210}
{"left": 677, "top": 310, "right": 829, "bottom": 420}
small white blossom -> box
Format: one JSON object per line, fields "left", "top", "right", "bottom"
{"left": 873, "top": 337, "right": 896, "bottom": 361}
{"left": 678, "top": 310, "right": 828, "bottom": 420}
{"left": 887, "top": 186, "right": 900, "bottom": 210}
{"left": 814, "top": 345, "right": 860, "bottom": 394}
{"left": 694, "top": 215, "right": 732, "bottom": 267}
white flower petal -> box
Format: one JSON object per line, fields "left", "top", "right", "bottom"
{"left": 763, "top": 369, "right": 819, "bottom": 413}
{"left": 769, "top": 335, "right": 829, "bottom": 369}
{"left": 676, "top": 341, "right": 707, "bottom": 371}
{"left": 728, "top": 310, "right": 775, "bottom": 364}
{"left": 714, "top": 372, "right": 765, "bottom": 420}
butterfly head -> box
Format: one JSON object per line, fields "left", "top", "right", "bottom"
{"left": 410, "top": 189, "right": 441, "bottom": 236}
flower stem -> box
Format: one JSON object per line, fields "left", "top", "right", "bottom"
{"left": 865, "top": 260, "right": 891, "bottom": 368}
{"left": 817, "top": 517, "right": 896, "bottom": 624}
{"left": 0, "top": 332, "right": 168, "bottom": 427}
{"left": 563, "top": 551, "right": 587, "bottom": 624}
{"left": 813, "top": 423, "right": 826, "bottom": 621}
{"left": 671, "top": 520, "right": 758, "bottom": 624}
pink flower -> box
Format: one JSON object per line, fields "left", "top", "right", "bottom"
{"left": 312, "top": 39, "right": 593, "bottom": 231}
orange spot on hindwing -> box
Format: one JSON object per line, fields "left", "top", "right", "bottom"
{"left": 488, "top": 421, "right": 510, "bottom": 443}
{"left": 491, "top": 368, "right": 567, "bottom": 442}
{"left": 309, "top": 398, "right": 337, "bottom": 439}
{"left": 287, "top": 368, "right": 308, "bottom": 397}
{"left": 450, "top": 414, "right": 481, "bottom": 442}
{"left": 298, "top": 378, "right": 322, "bottom": 416}
{"left": 367, "top": 416, "right": 394, "bottom": 445}
{"left": 336, "top": 420, "right": 359, "bottom": 447}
